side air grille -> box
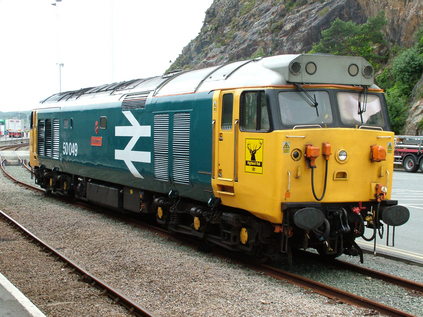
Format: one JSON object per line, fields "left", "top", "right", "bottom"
{"left": 45, "top": 119, "right": 52, "bottom": 158}
{"left": 122, "top": 91, "right": 150, "bottom": 110}
{"left": 154, "top": 114, "right": 169, "bottom": 181}
{"left": 172, "top": 113, "right": 190, "bottom": 185}
{"left": 52, "top": 119, "right": 60, "bottom": 159}
{"left": 38, "top": 120, "right": 45, "bottom": 156}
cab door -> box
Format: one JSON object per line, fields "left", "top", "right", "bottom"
{"left": 29, "top": 110, "right": 40, "bottom": 168}
{"left": 213, "top": 90, "right": 239, "bottom": 195}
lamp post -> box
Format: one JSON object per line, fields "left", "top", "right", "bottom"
{"left": 57, "top": 63, "right": 64, "bottom": 93}
{"left": 52, "top": 0, "right": 63, "bottom": 92}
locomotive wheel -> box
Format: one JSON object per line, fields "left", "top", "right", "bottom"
{"left": 403, "top": 155, "right": 419, "bottom": 172}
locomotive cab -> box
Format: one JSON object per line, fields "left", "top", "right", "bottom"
{"left": 211, "top": 54, "right": 409, "bottom": 261}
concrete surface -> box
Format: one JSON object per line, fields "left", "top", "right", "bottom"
{"left": 0, "top": 273, "right": 45, "bottom": 317}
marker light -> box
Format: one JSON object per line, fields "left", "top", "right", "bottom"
{"left": 337, "top": 150, "right": 348, "bottom": 163}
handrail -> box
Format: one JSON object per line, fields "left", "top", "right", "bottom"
{"left": 293, "top": 124, "right": 322, "bottom": 129}
{"left": 358, "top": 125, "right": 383, "bottom": 130}
{"left": 234, "top": 119, "right": 239, "bottom": 182}
{"left": 211, "top": 120, "right": 216, "bottom": 179}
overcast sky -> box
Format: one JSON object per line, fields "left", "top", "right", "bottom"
{"left": 0, "top": 0, "right": 213, "bottom": 112}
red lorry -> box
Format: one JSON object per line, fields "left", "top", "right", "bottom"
{"left": 394, "top": 135, "right": 423, "bottom": 172}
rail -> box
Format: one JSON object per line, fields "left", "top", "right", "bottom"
{"left": 0, "top": 209, "right": 155, "bottom": 317}
{"left": 257, "top": 263, "right": 416, "bottom": 317}
{"left": 0, "top": 157, "right": 40, "bottom": 191}
{"left": 333, "top": 259, "right": 423, "bottom": 293}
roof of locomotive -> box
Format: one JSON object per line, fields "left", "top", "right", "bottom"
{"left": 40, "top": 54, "right": 376, "bottom": 108}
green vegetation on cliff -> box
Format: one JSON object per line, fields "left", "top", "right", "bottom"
{"left": 311, "top": 15, "right": 423, "bottom": 134}
{"left": 310, "top": 13, "right": 388, "bottom": 70}
{"left": 377, "top": 33, "right": 423, "bottom": 134}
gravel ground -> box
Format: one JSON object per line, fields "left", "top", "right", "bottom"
{"left": 338, "top": 253, "right": 423, "bottom": 283}
{"left": 289, "top": 257, "right": 423, "bottom": 316}
{"left": 0, "top": 220, "right": 132, "bottom": 316}
{"left": 1, "top": 160, "right": 421, "bottom": 316}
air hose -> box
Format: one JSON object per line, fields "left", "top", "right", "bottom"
{"left": 311, "top": 159, "right": 328, "bottom": 201}
{"left": 361, "top": 202, "right": 384, "bottom": 241}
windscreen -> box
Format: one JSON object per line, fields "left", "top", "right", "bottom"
{"left": 278, "top": 91, "right": 332, "bottom": 126}
{"left": 337, "top": 92, "right": 385, "bottom": 127}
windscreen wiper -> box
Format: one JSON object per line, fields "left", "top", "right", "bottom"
{"left": 294, "top": 83, "right": 319, "bottom": 116}
{"left": 358, "top": 86, "right": 368, "bottom": 124}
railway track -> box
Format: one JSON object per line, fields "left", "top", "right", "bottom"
{"left": 1, "top": 152, "right": 422, "bottom": 316}
{"left": 254, "top": 262, "right": 421, "bottom": 317}
{"left": 0, "top": 209, "right": 155, "bottom": 317}
{"left": 331, "top": 257, "right": 423, "bottom": 293}
{"left": 1, "top": 152, "right": 157, "bottom": 315}
{"left": 0, "top": 141, "right": 29, "bottom": 151}
{"left": 0, "top": 156, "right": 39, "bottom": 191}
{"left": 128, "top": 221, "right": 423, "bottom": 317}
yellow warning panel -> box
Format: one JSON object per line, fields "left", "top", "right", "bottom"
{"left": 245, "top": 138, "right": 263, "bottom": 174}
{"left": 282, "top": 141, "right": 291, "bottom": 154}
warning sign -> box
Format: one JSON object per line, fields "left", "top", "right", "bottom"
{"left": 387, "top": 142, "right": 393, "bottom": 153}
{"left": 245, "top": 138, "right": 263, "bottom": 174}
{"left": 282, "top": 141, "right": 290, "bottom": 154}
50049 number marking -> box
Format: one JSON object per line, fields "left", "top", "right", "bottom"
{"left": 63, "top": 142, "right": 78, "bottom": 156}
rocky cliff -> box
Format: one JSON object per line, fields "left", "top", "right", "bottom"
{"left": 404, "top": 75, "right": 423, "bottom": 135}
{"left": 171, "top": 0, "right": 421, "bottom": 70}
{"left": 356, "top": 0, "right": 422, "bottom": 47}
{"left": 170, "top": 0, "right": 422, "bottom": 134}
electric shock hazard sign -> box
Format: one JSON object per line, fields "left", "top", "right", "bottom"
{"left": 245, "top": 138, "right": 263, "bottom": 174}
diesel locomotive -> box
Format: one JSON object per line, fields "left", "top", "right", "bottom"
{"left": 30, "top": 54, "right": 410, "bottom": 262}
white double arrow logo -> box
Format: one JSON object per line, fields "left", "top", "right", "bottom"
{"left": 115, "top": 111, "right": 151, "bottom": 179}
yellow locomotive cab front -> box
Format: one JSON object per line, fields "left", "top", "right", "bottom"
{"left": 212, "top": 88, "right": 399, "bottom": 225}
{"left": 211, "top": 54, "right": 409, "bottom": 260}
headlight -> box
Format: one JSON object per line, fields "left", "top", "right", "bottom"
{"left": 336, "top": 149, "right": 348, "bottom": 163}
{"left": 289, "top": 61, "right": 301, "bottom": 75}
{"left": 362, "top": 65, "right": 374, "bottom": 78}
{"left": 348, "top": 64, "right": 359, "bottom": 77}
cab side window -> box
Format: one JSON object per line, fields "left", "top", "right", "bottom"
{"left": 221, "top": 93, "right": 233, "bottom": 130}
{"left": 99, "top": 116, "right": 107, "bottom": 129}
{"left": 240, "top": 91, "right": 270, "bottom": 131}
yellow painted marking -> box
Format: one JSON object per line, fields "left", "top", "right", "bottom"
{"left": 193, "top": 217, "right": 201, "bottom": 231}
{"left": 240, "top": 227, "right": 248, "bottom": 245}
{"left": 157, "top": 207, "right": 164, "bottom": 219}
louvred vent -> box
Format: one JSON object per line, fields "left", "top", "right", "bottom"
{"left": 121, "top": 92, "right": 150, "bottom": 110}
